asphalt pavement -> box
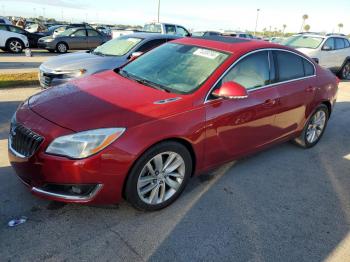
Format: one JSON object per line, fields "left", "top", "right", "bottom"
{"left": 0, "top": 84, "right": 350, "bottom": 261}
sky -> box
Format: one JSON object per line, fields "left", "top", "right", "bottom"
{"left": 1, "top": 0, "right": 349, "bottom": 33}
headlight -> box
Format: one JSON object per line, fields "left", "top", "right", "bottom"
{"left": 44, "top": 38, "right": 54, "bottom": 42}
{"left": 46, "top": 128, "right": 125, "bottom": 159}
{"left": 57, "top": 69, "right": 86, "bottom": 79}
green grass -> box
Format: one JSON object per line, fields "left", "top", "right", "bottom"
{"left": 0, "top": 73, "right": 39, "bottom": 88}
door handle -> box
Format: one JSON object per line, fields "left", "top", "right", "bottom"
{"left": 306, "top": 86, "right": 316, "bottom": 92}
{"left": 263, "top": 99, "right": 276, "bottom": 106}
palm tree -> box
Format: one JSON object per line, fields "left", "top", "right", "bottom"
{"left": 282, "top": 24, "right": 287, "bottom": 35}
{"left": 338, "top": 23, "right": 344, "bottom": 33}
{"left": 304, "top": 24, "right": 311, "bottom": 32}
{"left": 300, "top": 14, "right": 309, "bottom": 32}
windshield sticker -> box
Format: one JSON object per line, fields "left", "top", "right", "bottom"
{"left": 193, "top": 49, "right": 220, "bottom": 59}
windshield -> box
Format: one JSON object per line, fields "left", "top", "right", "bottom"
{"left": 93, "top": 37, "right": 142, "bottom": 56}
{"left": 282, "top": 35, "right": 324, "bottom": 49}
{"left": 58, "top": 28, "right": 78, "bottom": 36}
{"left": 192, "top": 32, "right": 205, "bottom": 37}
{"left": 143, "top": 24, "right": 162, "bottom": 33}
{"left": 119, "top": 43, "right": 229, "bottom": 94}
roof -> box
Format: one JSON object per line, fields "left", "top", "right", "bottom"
{"left": 172, "top": 36, "right": 285, "bottom": 54}
{"left": 119, "top": 32, "right": 181, "bottom": 40}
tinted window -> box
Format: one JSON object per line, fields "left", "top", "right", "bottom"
{"left": 303, "top": 59, "right": 315, "bottom": 76}
{"left": 9, "top": 26, "right": 24, "bottom": 34}
{"left": 87, "top": 29, "right": 99, "bottom": 37}
{"left": 335, "top": 38, "right": 345, "bottom": 49}
{"left": 323, "top": 38, "right": 335, "bottom": 50}
{"left": 136, "top": 39, "right": 167, "bottom": 53}
{"left": 72, "top": 30, "right": 86, "bottom": 37}
{"left": 0, "top": 19, "right": 5, "bottom": 23}
{"left": 165, "top": 24, "right": 176, "bottom": 34}
{"left": 176, "top": 26, "right": 189, "bottom": 36}
{"left": 275, "top": 51, "right": 304, "bottom": 81}
{"left": 345, "top": 39, "right": 350, "bottom": 48}
{"left": 0, "top": 24, "right": 7, "bottom": 31}
{"left": 222, "top": 51, "right": 270, "bottom": 90}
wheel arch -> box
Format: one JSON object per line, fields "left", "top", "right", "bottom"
{"left": 339, "top": 56, "right": 350, "bottom": 73}
{"left": 5, "top": 37, "right": 24, "bottom": 47}
{"left": 321, "top": 100, "right": 332, "bottom": 116}
{"left": 121, "top": 137, "right": 197, "bottom": 199}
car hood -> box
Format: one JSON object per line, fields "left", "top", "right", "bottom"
{"left": 41, "top": 52, "right": 126, "bottom": 73}
{"left": 295, "top": 48, "right": 317, "bottom": 57}
{"left": 28, "top": 71, "right": 193, "bottom": 132}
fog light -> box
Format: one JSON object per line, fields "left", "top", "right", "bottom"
{"left": 71, "top": 186, "right": 82, "bottom": 194}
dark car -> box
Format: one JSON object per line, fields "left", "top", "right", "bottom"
{"left": 37, "top": 27, "right": 111, "bottom": 53}
{"left": 39, "top": 33, "right": 180, "bottom": 88}
{"left": 0, "top": 24, "right": 44, "bottom": 48}
{"left": 9, "top": 37, "right": 338, "bottom": 210}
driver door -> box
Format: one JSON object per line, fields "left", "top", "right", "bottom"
{"left": 204, "top": 51, "right": 280, "bottom": 167}
{"left": 69, "top": 29, "right": 88, "bottom": 50}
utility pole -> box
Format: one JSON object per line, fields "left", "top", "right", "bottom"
{"left": 254, "top": 9, "right": 260, "bottom": 36}
{"left": 157, "top": 0, "right": 160, "bottom": 23}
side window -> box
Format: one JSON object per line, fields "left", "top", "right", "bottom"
{"left": 275, "top": 51, "right": 304, "bottom": 81}
{"left": 87, "top": 30, "right": 99, "bottom": 37}
{"left": 221, "top": 51, "right": 270, "bottom": 90}
{"left": 136, "top": 39, "right": 167, "bottom": 53}
{"left": 9, "top": 26, "right": 24, "bottom": 34}
{"left": 344, "top": 39, "right": 350, "bottom": 48}
{"left": 303, "top": 59, "right": 315, "bottom": 76}
{"left": 0, "top": 19, "right": 5, "bottom": 24}
{"left": 72, "top": 30, "right": 86, "bottom": 37}
{"left": 323, "top": 38, "right": 335, "bottom": 50}
{"left": 0, "top": 24, "right": 7, "bottom": 31}
{"left": 176, "top": 26, "right": 189, "bottom": 36}
{"left": 165, "top": 24, "right": 176, "bottom": 35}
{"left": 335, "top": 38, "right": 345, "bottom": 49}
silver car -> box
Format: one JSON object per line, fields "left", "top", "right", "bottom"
{"left": 39, "top": 33, "right": 180, "bottom": 88}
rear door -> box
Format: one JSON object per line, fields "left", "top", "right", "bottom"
{"left": 87, "top": 29, "right": 104, "bottom": 49}
{"left": 334, "top": 38, "right": 349, "bottom": 70}
{"left": 272, "top": 50, "right": 317, "bottom": 138}
{"left": 204, "top": 50, "right": 280, "bottom": 166}
{"left": 68, "top": 29, "right": 88, "bottom": 49}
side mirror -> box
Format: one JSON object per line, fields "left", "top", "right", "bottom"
{"left": 129, "top": 51, "right": 143, "bottom": 61}
{"left": 322, "top": 45, "right": 332, "bottom": 51}
{"left": 212, "top": 81, "right": 248, "bottom": 99}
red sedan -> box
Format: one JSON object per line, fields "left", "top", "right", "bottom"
{"left": 9, "top": 36, "right": 338, "bottom": 210}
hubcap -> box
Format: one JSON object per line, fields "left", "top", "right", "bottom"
{"left": 10, "top": 41, "right": 21, "bottom": 52}
{"left": 58, "top": 44, "right": 66, "bottom": 53}
{"left": 342, "top": 63, "right": 350, "bottom": 80}
{"left": 137, "top": 152, "right": 185, "bottom": 205}
{"left": 306, "top": 110, "right": 326, "bottom": 144}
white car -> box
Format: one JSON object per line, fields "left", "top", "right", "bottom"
{"left": 143, "top": 22, "right": 191, "bottom": 37}
{"left": 283, "top": 34, "right": 350, "bottom": 79}
{"left": 0, "top": 25, "right": 29, "bottom": 53}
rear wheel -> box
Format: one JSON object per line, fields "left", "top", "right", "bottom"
{"left": 293, "top": 105, "right": 329, "bottom": 148}
{"left": 6, "top": 39, "right": 24, "bottom": 53}
{"left": 340, "top": 61, "right": 350, "bottom": 80}
{"left": 125, "top": 141, "right": 192, "bottom": 211}
{"left": 56, "top": 42, "right": 68, "bottom": 53}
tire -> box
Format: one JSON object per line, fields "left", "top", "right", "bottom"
{"left": 56, "top": 42, "right": 68, "bottom": 53}
{"left": 340, "top": 60, "right": 350, "bottom": 80}
{"left": 48, "top": 49, "right": 55, "bottom": 53}
{"left": 6, "top": 38, "right": 24, "bottom": 53}
{"left": 125, "top": 141, "right": 192, "bottom": 211}
{"left": 293, "top": 105, "right": 329, "bottom": 148}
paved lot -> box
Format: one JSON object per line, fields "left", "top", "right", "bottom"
{"left": 0, "top": 50, "right": 82, "bottom": 74}
{"left": 0, "top": 83, "right": 350, "bottom": 261}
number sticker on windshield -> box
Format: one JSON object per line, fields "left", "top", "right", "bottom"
{"left": 193, "top": 48, "right": 220, "bottom": 59}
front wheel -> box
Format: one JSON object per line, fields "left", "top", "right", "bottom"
{"left": 340, "top": 61, "right": 350, "bottom": 80}
{"left": 293, "top": 105, "right": 329, "bottom": 148}
{"left": 6, "top": 39, "right": 24, "bottom": 53}
{"left": 56, "top": 42, "right": 68, "bottom": 53}
{"left": 125, "top": 141, "right": 192, "bottom": 211}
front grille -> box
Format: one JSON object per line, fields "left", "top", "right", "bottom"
{"left": 39, "top": 70, "right": 53, "bottom": 88}
{"left": 9, "top": 123, "right": 43, "bottom": 158}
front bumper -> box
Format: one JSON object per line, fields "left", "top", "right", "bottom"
{"left": 8, "top": 106, "right": 133, "bottom": 204}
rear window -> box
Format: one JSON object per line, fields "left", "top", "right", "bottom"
{"left": 275, "top": 51, "right": 304, "bottom": 81}
{"left": 335, "top": 38, "right": 345, "bottom": 49}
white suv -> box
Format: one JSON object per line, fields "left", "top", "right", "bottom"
{"left": 283, "top": 34, "right": 350, "bottom": 79}
{"left": 0, "top": 24, "right": 29, "bottom": 53}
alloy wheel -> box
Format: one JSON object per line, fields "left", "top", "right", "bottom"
{"left": 9, "top": 40, "right": 22, "bottom": 53}
{"left": 137, "top": 151, "right": 185, "bottom": 205}
{"left": 306, "top": 110, "right": 326, "bottom": 144}
{"left": 57, "top": 43, "right": 67, "bottom": 53}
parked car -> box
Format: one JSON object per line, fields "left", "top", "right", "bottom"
{"left": 9, "top": 36, "right": 338, "bottom": 210}
{"left": 0, "top": 24, "right": 45, "bottom": 48}
{"left": 269, "top": 37, "right": 284, "bottom": 44}
{"left": 94, "top": 25, "right": 112, "bottom": 37}
{"left": 192, "top": 31, "right": 221, "bottom": 37}
{"left": 282, "top": 34, "right": 350, "bottom": 79}
{"left": 143, "top": 22, "right": 191, "bottom": 37}
{"left": 39, "top": 33, "right": 180, "bottom": 88}
{"left": 0, "top": 25, "right": 29, "bottom": 53}
{"left": 37, "top": 27, "right": 111, "bottom": 53}
{"left": 221, "top": 31, "right": 254, "bottom": 39}
{"left": 0, "top": 16, "right": 12, "bottom": 25}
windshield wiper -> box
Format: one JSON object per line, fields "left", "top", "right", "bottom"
{"left": 118, "top": 69, "right": 170, "bottom": 93}
{"left": 92, "top": 51, "right": 105, "bottom": 56}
